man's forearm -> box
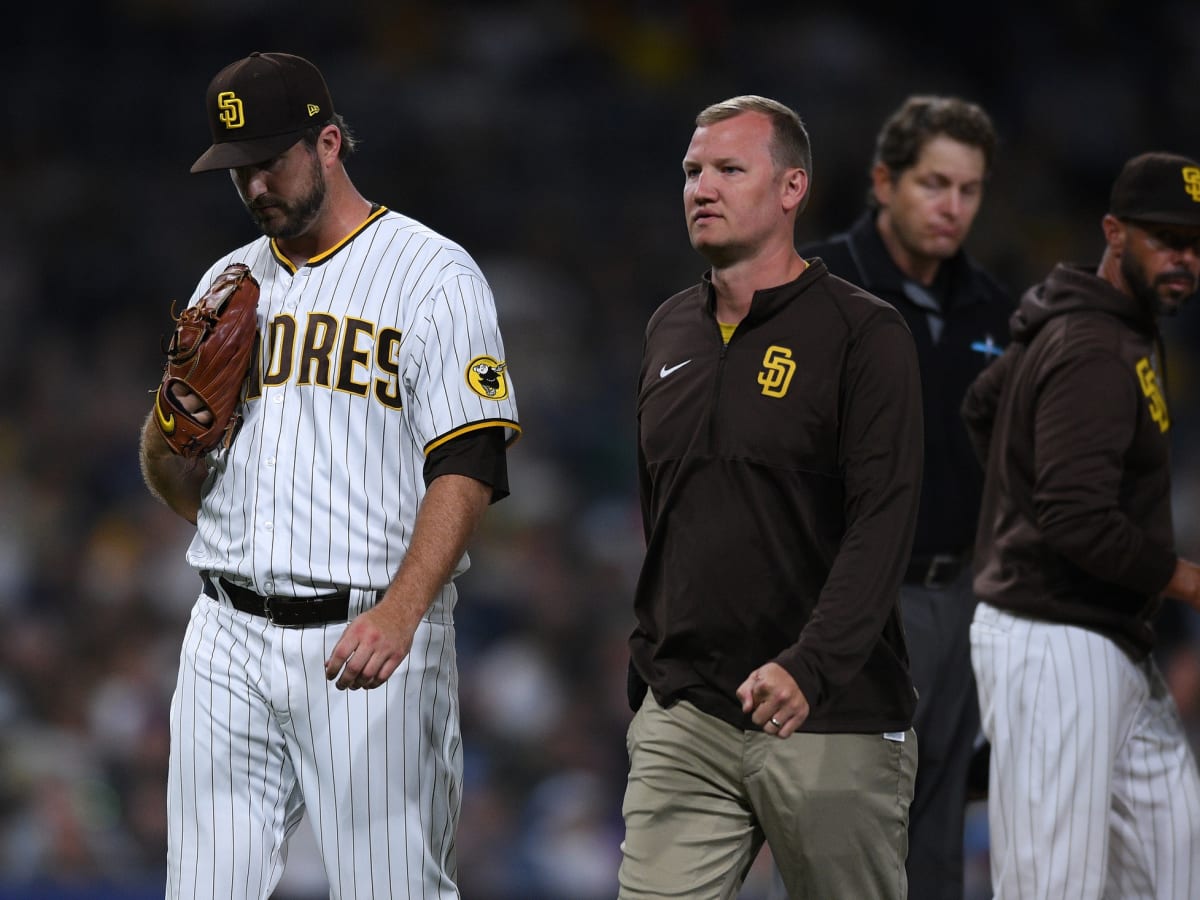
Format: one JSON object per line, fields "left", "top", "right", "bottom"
{"left": 378, "top": 473, "right": 492, "bottom": 624}
{"left": 138, "top": 410, "right": 207, "bottom": 524}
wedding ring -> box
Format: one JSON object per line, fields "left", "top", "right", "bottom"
{"left": 770, "top": 717, "right": 783, "bottom": 728}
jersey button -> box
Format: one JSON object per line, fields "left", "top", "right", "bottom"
{"left": 265, "top": 457, "right": 276, "bottom": 467}
{"left": 264, "top": 522, "right": 273, "bottom": 531}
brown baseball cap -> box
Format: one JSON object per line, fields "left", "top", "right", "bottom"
{"left": 1109, "top": 151, "right": 1200, "bottom": 226}
{"left": 191, "top": 52, "right": 334, "bottom": 173}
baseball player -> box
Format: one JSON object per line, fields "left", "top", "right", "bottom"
{"left": 964, "top": 152, "right": 1200, "bottom": 898}
{"left": 138, "top": 52, "right": 519, "bottom": 899}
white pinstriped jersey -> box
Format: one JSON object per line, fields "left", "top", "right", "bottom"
{"left": 183, "top": 206, "right": 519, "bottom": 603}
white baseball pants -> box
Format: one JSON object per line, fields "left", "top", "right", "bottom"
{"left": 971, "top": 602, "right": 1200, "bottom": 900}
{"left": 166, "top": 588, "right": 462, "bottom": 899}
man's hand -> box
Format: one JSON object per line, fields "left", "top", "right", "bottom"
{"left": 736, "top": 662, "right": 810, "bottom": 738}
{"left": 322, "top": 473, "right": 493, "bottom": 691}
{"left": 169, "top": 382, "right": 215, "bottom": 426}
{"left": 324, "top": 600, "right": 420, "bottom": 691}
{"left": 1165, "top": 558, "right": 1200, "bottom": 613}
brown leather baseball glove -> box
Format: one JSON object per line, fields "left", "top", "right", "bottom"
{"left": 153, "top": 262, "right": 260, "bottom": 457}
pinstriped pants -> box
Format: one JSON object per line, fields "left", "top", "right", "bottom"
{"left": 971, "top": 602, "right": 1200, "bottom": 900}
{"left": 166, "top": 589, "right": 463, "bottom": 900}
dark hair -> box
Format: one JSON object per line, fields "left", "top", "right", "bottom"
{"left": 868, "top": 95, "right": 996, "bottom": 207}
{"left": 696, "top": 95, "right": 812, "bottom": 176}
{"left": 301, "top": 112, "right": 358, "bottom": 160}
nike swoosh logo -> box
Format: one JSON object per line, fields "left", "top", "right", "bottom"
{"left": 659, "top": 360, "right": 692, "bottom": 378}
{"left": 154, "top": 392, "right": 176, "bottom": 435}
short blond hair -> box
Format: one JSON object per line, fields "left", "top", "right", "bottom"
{"left": 695, "top": 95, "right": 812, "bottom": 175}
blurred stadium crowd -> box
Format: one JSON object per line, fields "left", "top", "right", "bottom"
{"left": 2, "top": 2, "right": 1200, "bottom": 898}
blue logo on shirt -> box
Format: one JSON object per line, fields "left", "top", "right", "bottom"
{"left": 970, "top": 334, "right": 1004, "bottom": 359}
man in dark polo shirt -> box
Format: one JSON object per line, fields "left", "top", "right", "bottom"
{"left": 785, "top": 95, "right": 1012, "bottom": 900}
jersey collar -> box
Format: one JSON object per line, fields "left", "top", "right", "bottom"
{"left": 270, "top": 204, "right": 390, "bottom": 274}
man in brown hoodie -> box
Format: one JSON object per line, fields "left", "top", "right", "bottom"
{"left": 963, "top": 152, "right": 1200, "bottom": 899}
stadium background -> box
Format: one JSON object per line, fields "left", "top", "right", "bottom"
{"left": 2, "top": 2, "right": 1199, "bottom": 898}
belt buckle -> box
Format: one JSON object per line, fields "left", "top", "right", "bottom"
{"left": 925, "top": 554, "right": 959, "bottom": 589}
{"left": 261, "top": 595, "right": 289, "bottom": 627}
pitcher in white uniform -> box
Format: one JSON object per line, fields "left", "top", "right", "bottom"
{"left": 138, "top": 51, "right": 519, "bottom": 899}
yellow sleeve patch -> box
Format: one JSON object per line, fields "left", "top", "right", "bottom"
{"left": 466, "top": 356, "right": 509, "bottom": 400}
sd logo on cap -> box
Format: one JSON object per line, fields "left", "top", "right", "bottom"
{"left": 191, "top": 52, "right": 334, "bottom": 173}
{"left": 1109, "top": 151, "right": 1200, "bottom": 227}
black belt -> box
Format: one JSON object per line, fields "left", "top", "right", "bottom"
{"left": 202, "top": 574, "right": 351, "bottom": 627}
{"left": 904, "top": 553, "right": 968, "bottom": 589}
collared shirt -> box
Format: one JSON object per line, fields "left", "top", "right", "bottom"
{"left": 802, "top": 213, "right": 1013, "bottom": 558}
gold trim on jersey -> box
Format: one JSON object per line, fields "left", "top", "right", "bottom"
{"left": 269, "top": 205, "right": 390, "bottom": 273}
{"left": 425, "top": 419, "right": 522, "bottom": 455}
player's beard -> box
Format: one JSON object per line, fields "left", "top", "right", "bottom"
{"left": 246, "top": 154, "right": 327, "bottom": 239}
{"left": 1121, "top": 251, "right": 1197, "bottom": 318}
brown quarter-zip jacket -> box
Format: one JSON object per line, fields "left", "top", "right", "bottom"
{"left": 629, "top": 261, "right": 923, "bottom": 733}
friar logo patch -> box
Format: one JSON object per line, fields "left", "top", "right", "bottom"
{"left": 466, "top": 356, "right": 509, "bottom": 400}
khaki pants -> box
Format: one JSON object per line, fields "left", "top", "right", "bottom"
{"left": 619, "top": 692, "right": 916, "bottom": 900}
